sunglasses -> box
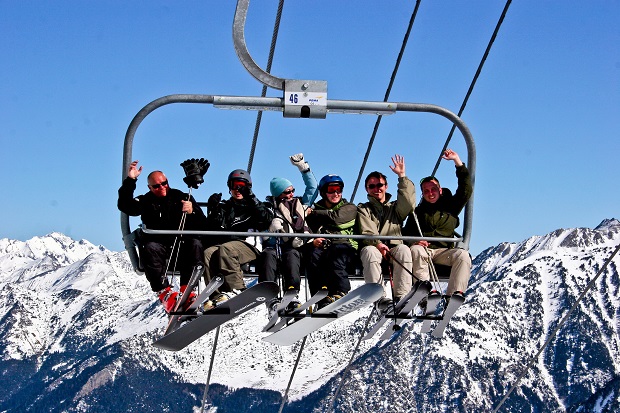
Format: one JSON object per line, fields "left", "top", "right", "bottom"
{"left": 282, "top": 188, "right": 295, "bottom": 195}
{"left": 150, "top": 180, "right": 168, "bottom": 189}
{"left": 326, "top": 185, "right": 342, "bottom": 194}
{"left": 367, "top": 182, "right": 385, "bottom": 190}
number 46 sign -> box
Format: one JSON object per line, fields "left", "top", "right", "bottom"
{"left": 287, "top": 91, "right": 326, "bottom": 106}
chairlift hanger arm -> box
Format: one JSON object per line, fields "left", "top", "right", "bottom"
{"left": 233, "top": 0, "right": 285, "bottom": 90}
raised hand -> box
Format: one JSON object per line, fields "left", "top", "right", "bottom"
{"left": 388, "top": 154, "right": 406, "bottom": 177}
{"left": 128, "top": 160, "right": 143, "bottom": 179}
{"left": 290, "top": 153, "right": 310, "bottom": 172}
{"left": 442, "top": 149, "right": 463, "bottom": 166}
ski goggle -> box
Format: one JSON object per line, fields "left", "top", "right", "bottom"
{"left": 325, "top": 184, "right": 342, "bottom": 194}
{"left": 230, "top": 180, "right": 247, "bottom": 190}
{"left": 150, "top": 180, "right": 169, "bottom": 189}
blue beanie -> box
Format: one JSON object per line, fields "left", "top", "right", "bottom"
{"left": 270, "top": 177, "right": 293, "bottom": 197}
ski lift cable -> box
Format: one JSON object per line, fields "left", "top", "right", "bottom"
{"left": 247, "top": 0, "right": 285, "bottom": 173}
{"left": 278, "top": 336, "right": 309, "bottom": 413}
{"left": 200, "top": 325, "right": 222, "bottom": 413}
{"left": 350, "top": 0, "right": 422, "bottom": 203}
{"left": 431, "top": 0, "right": 513, "bottom": 176}
{"left": 492, "top": 242, "right": 620, "bottom": 413}
{"left": 328, "top": 308, "right": 377, "bottom": 412}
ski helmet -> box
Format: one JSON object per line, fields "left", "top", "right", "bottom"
{"left": 227, "top": 169, "right": 252, "bottom": 188}
{"left": 318, "top": 174, "right": 344, "bottom": 192}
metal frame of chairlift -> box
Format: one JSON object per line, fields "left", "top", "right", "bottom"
{"left": 120, "top": 0, "right": 476, "bottom": 273}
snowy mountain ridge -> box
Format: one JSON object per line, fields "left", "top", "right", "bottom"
{"left": 0, "top": 220, "right": 618, "bottom": 412}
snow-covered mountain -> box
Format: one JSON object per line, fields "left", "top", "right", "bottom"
{"left": 0, "top": 220, "right": 618, "bottom": 413}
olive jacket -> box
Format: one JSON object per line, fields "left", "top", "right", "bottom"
{"left": 357, "top": 176, "right": 416, "bottom": 247}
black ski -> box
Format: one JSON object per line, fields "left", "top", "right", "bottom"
{"left": 172, "top": 264, "right": 204, "bottom": 313}
{"left": 153, "top": 281, "right": 279, "bottom": 351}
{"left": 420, "top": 290, "right": 443, "bottom": 334}
{"left": 269, "top": 289, "right": 329, "bottom": 332}
{"left": 378, "top": 281, "right": 431, "bottom": 340}
{"left": 164, "top": 275, "right": 224, "bottom": 335}
{"left": 262, "top": 289, "right": 299, "bottom": 332}
{"left": 431, "top": 293, "right": 465, "bottom": 338}
{"left": 363, "top": 287, "right": 418, "bottom": 341}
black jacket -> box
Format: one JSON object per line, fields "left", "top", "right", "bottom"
{"left": 205, "top": 196, "right": 273, "bottom": 247}
{"left": 117, "top": 177, "right": 207, "bottom": 240}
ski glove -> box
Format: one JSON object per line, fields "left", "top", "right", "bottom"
{"left": 207, "top": 193, "right": 222, "bottom": 212}
{"left": 290, "top": 153, "right": 310, "bottom": 172}
{"left": 269, "top": 218, "right": 285, "bottom": 233}
{"left": 239, "top": 186, "right": 261, "bottom": 207}
{"left": 181, "top": 158, "right": 210, "bottom": 189}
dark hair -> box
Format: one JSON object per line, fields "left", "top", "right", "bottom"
{"left": 420, "top": 176, "right": 440, "bottom": 187}
{"left": 364, "top": 171, "right": 387, "bottom": 188}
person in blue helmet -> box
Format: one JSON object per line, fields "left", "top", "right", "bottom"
{"left": 202, "top": 168, "right": 273, "bottom": 309}
{"left": 259, "top": 153, "right": 318, "bottom": 317}
{"left": 305, "top": 174, "right": 358, "bottom": 310}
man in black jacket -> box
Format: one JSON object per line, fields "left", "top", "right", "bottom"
{"left": 203, "top": 169, "right": 273, "bottom": 309}
{"left": 118, "top": 160, "right": 207, "bottom": 314}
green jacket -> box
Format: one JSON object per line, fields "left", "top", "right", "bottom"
{"left": 307, "top": 198, "right": 358, "bottom": 250}
{"left": 357, "top": 176, "right": 416, "bottom": 247}
{"left": 404, "top": 164, "right": 472, "bottom": 248}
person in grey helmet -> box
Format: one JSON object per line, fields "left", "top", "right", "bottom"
{"left": 202, "top": 169, "right": 273, "bottom": 309}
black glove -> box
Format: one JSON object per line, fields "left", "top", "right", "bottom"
{"left": 239, "top": 185, "right": 260, "bottom": 207}
{"left": 181, "top": 158, "right": 210, "bottom": 189}
{"left": 207, "top": 192, "right": 222, "bottom": 212}
{"left": 197, "top": 158, "right": 210, "bottom": 175}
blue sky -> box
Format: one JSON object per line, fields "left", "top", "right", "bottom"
{"left": 2, "top": 1, "right": 618, "bottom": 257}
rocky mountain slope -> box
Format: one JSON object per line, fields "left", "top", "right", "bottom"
{"left": 0, "top": 219, "right": 618, "bottom": 412}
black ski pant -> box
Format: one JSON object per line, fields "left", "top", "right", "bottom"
{"left": 141, "top": 237, "right": 204, "bottom": 292}
{"left": 259, "top": 246, "right": 302, "bottom": 292}
{"left": 306, "top": 243, "right": 354, "bottom": 296}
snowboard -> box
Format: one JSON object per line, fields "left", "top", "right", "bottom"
{"left": 153, "top": 281, "right": 279, "bottom": 351}
{"left": 263, "top": 283, "right": 383, "bottom": 346}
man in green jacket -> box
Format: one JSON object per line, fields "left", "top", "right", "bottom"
{"left": 357, "top": 155, "right": 426, "bottom": 309}
{"left": 404, "top": 149, "right": 473, "bottom": 297}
